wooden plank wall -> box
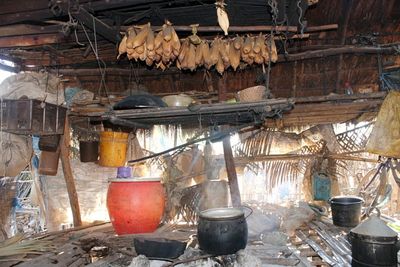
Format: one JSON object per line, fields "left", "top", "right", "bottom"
{"left": 62, "top": 53, "right": 387, "bottom": 99}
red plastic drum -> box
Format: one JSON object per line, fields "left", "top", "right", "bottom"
{"left": 106, "top": 178, "right": 165, "bottom": 235}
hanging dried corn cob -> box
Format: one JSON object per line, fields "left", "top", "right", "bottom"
{"left": 208, "top": 38, "right": 220, "bottom": 67}
{"left": 233, "top": 35, "right": 243, "bottom": 50}
{"left": 187, "top": 43, "right": 197, "bottom": 71}
{"left": 132, "top": 23, "right": 150, "bottom": 49}
{"left": 229, "top": 39, "right": 241, "bottom": 71}
{"left": 126, "top": 27, "right": 136, "bottom": 49}
{"left": 117, "top": 34, "right": 127, "bottom": 59}
{"left": 201, "top": 41, "right": 211, "bottom": 69}
{"left": 195, "top": 42, "right": 204, "bottom": 66}
{"left": 215, "top": 1, "right": 229, "bottom": 36}
{"left": 265, "top": 35, "right": 278, "bottom": 63}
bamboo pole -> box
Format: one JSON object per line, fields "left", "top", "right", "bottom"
{"left": 60, "top": 117, "right": 82, "bottom": 227}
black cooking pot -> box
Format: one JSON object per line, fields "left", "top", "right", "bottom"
{"left": 197, "top": 207, "right": 249, "bottom": 255}
{"left": 349, "top": 208, "right": 398, "bottom": 267}
{"left": 330, "top": 196, "right": 364, "bottom": 227}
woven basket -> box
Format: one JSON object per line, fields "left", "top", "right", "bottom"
{"left": 236, "top": 85, "right": 266, "bottom": 102}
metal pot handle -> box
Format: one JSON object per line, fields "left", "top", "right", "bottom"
{"left": 366, "top": 206, "right": 381, "bottom": 217}
{"left": 241, "top": 205, "right": 253, "bottom": 219}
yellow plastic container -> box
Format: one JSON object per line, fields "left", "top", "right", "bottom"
{"left": 99, "top": 131, "right": 129, "bottom": 167}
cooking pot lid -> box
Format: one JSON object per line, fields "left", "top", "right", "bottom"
{"left": 351, "top": 215, "right": 397, "bottom": 238}
{"left": 199, "top": 208, "right": 244, "bottom": 220}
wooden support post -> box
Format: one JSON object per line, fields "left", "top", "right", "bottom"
{"left": 218, "top": 75, "right": 242, "bottom": 207}
{"left": 60, "top": 117, "right": 82, "bottom": 227}
{"left": 223, "top": 137, "right": 242, "bottom": 207}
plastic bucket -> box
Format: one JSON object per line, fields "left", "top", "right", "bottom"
{"left": 330, "top": 196, "right": 364, "bottom": 227}
{"left": 107, "top": 178, "right": 165, "bottom": 235}
{"left": 99, "top": 131, "right": 129, "bottom": 167}
{"left": 79, "top": 141, "right": 99, "bottom": 162}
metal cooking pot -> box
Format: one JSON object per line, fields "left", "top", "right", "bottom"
{"left": 197, "top": 207, "right": 251, "bottom": 255}
{"left": 349, "top": 208, "right": 399, "bottom": 267}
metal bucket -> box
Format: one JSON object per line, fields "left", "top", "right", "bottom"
{"left": 79, "top": 141, "right": 99, "bottom": 162}
{"left": 330, "top": 196, "right": 364, "bottom": 227}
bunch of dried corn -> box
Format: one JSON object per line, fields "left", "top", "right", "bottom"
{"left": 118, "top": 27, "right": 279, "bottom": 74}
{"left": 117, "top": 21, "right": 181, "bottom": 70}
{"left": 240, "top": 34, "right": 278, "bottom": 65}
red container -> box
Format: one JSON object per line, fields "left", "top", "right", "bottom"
{"left": 106, "top": 178, "right": 165, "bottom": 235}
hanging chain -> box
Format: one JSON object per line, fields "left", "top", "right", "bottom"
{"left": 265, "top": 0, "right": 279, "bottom": 98}
{"left": 297, "top": 0, "right": 305, "bottom": 37}
{"left": 267, "top": 0, "right": 279, "bottom": 27}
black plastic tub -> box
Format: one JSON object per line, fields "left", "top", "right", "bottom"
{"left": 330, "top": 196, "right": 364, "bottom": 227}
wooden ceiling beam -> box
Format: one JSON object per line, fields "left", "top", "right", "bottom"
{"left": 0, "top": 34, "right": 67, "bottom": 48}
{"left": 71, "top": 7, "right": 121, "bottom": 44}
{"left": 0, "top": 24, "right": 61, "bottom": 38}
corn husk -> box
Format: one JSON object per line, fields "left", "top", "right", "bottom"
{"left": 216, "top": 54, "right": 225, "bottom": 75}
{"left": 147, "top": 49, "right": 156, "bottom": 58}
{"left": 126, "top": 27, "right": 137, "bottom": 49}
{"left": 187, "top": 43, "right": 196, "bottom": 71}
{"left": 163, "top": 23, "right": 173, "bottom": 42}
{"left": 171, "top": 28, "right": 181, "bottom": 56}
{"left": 139, "top": 43, "right": 147, "bottom": 61}
{"left": 162, "top": 54, "right": 170, "bottom": 64}
{"left": 229, "top": 42, "right": 241, "bottom": 70}
{"left": 154, "top": 31, "right": 163, "bottom": 50}
{"left": 254, "top": 34, "right": 264, "bottom": 54}
{"left": 134, "top": 43, "right": 145, "bottom": 54}
{"left": 219, "top": 40, "right": 230, "bottom": 65}
{"left": 208, "top": 39, "right": 220, "bottom": 66}
{"left": 233, "top": 36, "right": 243, "bottom": 50}
{"left": 162, "top": 39, "right": 172, "bottom": 57}
{"left": 132, "top": 23, "right": 150, "bottom": 48}
{"left": 117, "top": 34, "right": 127, "bottom": 59}
{"left": 178, "top": 39, "right": 190, "bottom": 62}
{"left": 145, "top": 57, "right": 154, "bottom": 66}
{"left": 146, "top": 27, "right": 155, "bottom": 51}
{"left": 261, "top": 41, "right": 269, "bottom": 63}
{"left": 242, "top": 36, "right": 253, "bottom": 54}
{"left": 154, "top": 53, "right": 161, "bottom": 62}
{"left": 254, "top": 53, "right": 264, "bottom": 64}
{"left": 216, "top": 6, "right": 229, "bottom": 36}
{"left": 270, "top": 37, "right": 278, "bottom": 63}
{"left": 195, "top": 43, "right": 203, "bottom": 66}
{"left": 156, "top": 61, "right": 167, "bottom": 71}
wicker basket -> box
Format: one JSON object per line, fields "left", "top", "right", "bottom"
{"left": 236, "top": 85, "right": 266, "bottom": 102}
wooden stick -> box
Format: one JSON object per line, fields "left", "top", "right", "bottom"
{"left": 219, "top": 76, "right": 242, "bottom": 207}
{"left": 60, "top": 117, "right": 82, "bottom": 227}
{"left": 121, "top": 24, "right": 339, "bottom": 33}
{"left": 278, "top": 46, "right": 397, "bottom": 62}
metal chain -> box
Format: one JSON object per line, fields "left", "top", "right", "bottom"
{"left": 267, "top": 0, "right": 278, "bottom": 26}
{"left": 297, "top": 0, "right": 305, "bottom": 37}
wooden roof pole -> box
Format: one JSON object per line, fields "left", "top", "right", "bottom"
{"left": 60, "top": 116, "right": 83, "bottom": 227}
{"left": 121, "top": 24, "right": 338, "bottom": 33}
{"left": 218, "top": 75, "right": 242, "bottom": 207}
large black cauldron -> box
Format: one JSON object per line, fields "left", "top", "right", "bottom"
{"left": 197, "top": 208, "right": 248, "bottom": 255}
{"left": 349, "top": 209, "right": 398, "bottom": 267}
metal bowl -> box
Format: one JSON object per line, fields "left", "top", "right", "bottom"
{"left": 161, "top": 94, "right": 194, "bottom": 107}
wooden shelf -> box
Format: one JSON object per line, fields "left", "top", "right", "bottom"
{"left": 101, "top": 98, "right": 295, "bottom": 127}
